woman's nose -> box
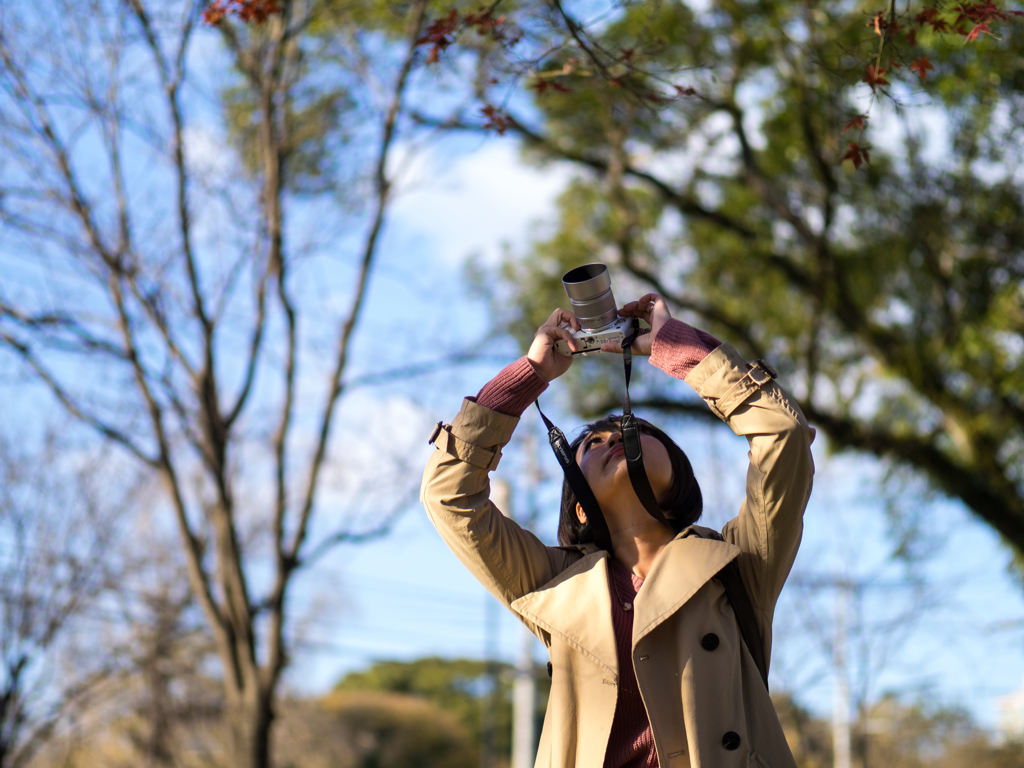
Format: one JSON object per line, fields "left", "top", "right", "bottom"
{"left": 606, "top": 432, "right": 621, "bottom": 448}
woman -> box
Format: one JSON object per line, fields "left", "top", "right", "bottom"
{"left": 421, "top": 293, "right": 815, "bottom": 768}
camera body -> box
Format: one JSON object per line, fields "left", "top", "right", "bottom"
{"left": 553, "top": 263, "right": 630, "bottom": 357}
{"left": 554, "top": 315, "right": 632, "bottom": 357}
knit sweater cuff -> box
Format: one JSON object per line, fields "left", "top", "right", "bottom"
{"left": 649, "top": 319, "right": 721, "bottom": 380}
{"left": 475, "top": 357, "right": 550, "bottom": 417}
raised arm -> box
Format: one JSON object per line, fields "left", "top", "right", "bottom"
{"left": 420, "top": 308, "right": 584, "bottom": 615}
{"left": 611, "top": 294, "right": 814, "bottom": 641}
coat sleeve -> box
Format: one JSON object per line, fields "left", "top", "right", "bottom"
{"left": 420, "top": 397, "right": 579, "bottom": 617}
{"left": 683, "top": 344, "right": 815, "bottom": 620}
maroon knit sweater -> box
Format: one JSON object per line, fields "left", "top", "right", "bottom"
{"left": 475, "top": 318, "right": 720, "bottom": 768}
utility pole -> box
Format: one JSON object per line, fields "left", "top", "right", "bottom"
{"left": 510, "top": 427, "right": 543, "bottom": 768}
{"left": 832, "top": 582, "right": 852, "bottom": 768}
{"left": 482, "top": 594, "right": 500, "bottom": 768}
{"left": 512, "top": 625, "right": 537, "bottom": 768}
{"left": 483, "top": 479, "right": 512, "bottom": 768}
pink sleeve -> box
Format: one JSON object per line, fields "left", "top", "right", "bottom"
{"left": 474, "top": 357, "right": 549, "bottom": 417}
{"left": 648, "top": 318, "right": 721, "bottom": 380}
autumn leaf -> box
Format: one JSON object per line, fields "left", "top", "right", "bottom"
{"left": 417, "top": 9, "right": 459, "bottom": 63}
{"left": 905, "top": 28, "right": 918, "bottom": 46}
{"left": 201, "top": 0, "right": 280, "bottom": 25}
{"left": 869, "top": 11, "right": 887, "bottom": 35}
{"left": 480, "top": 106, "right": 512, "bottom": 135}
{"left": 202, "top": 1, "right": 227, "bottom": 24}
{"left": 842, "top": 114, "right": 868, "bottom": 135}
{"left": 862, "top": 65, "right": 890, "bottom": 89}
{"left": 464, "top": 9, "right": 508, "bottom": 41}
{"left": 842, "top": 142, "right": 871, "bottom": 169}
{"left": 910, "top": 57, "right": 935, "bottom": 83}
{"left": 965, "top": 21, "right": 993, "bottom": 41}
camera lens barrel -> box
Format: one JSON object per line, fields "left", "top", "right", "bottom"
{"left": 562, "top": 264, "right": 619, "bottom": 330}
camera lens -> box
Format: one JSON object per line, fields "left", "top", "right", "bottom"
{"left": 562, "top": 264, "right": 618, "bottom": 330}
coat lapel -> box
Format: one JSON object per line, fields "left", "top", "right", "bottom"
{"left": 510, "top": 551, "right": 619, "bottom": 679}
{"left": 633, "top": 536, "right": 740, "bottom": 644}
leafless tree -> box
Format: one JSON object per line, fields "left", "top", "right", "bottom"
{"left": 0, "top": 0, "right": 430, "bottom": 765}
{"left": 0, "top": 432, "right": 128, "bottom": 768}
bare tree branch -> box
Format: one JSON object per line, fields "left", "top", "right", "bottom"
{"left": 289, "top": 0, "right": 430, "bottom": 564}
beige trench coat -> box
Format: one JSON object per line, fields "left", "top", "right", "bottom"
{"left": 420, "top": 343, "right": 815, "bottom": 768}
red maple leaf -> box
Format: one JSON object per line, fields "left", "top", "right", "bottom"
{"left": 202, "top": 1, "right": 227, "bottom": 24}
{"left": 238, "top": 0, "right": 280, "bottom": 23}
{"left": 842, "top": 114, "right": 868, "bottom": 135}
{"left": 464, "top": 9, "right": 507, "bottom": 41}
{"left": 842, "top": 142, "right": 871, "bottom": 169}
{"left": 955, "top": 2, "right": 1011, "bottom": 25}
{"left": 905, "top": 28, "right": 918, "bottom": 46}
{"left": 480, "top": 106, "right": 512, "bottom": 135}
{"left": 965, "top": 21, "right": 993, "bottom": 41}
{"left": 910, "top": 57, "right": 935, "bottom": 83}
{"left": 862, "top": 65, "right": 890, "bottom": 89}
{"left": 202, "top": 0, "right": 280, "bottom": 25}
{"left": 914, "top": 7, "right": 940, "bottom": 25}
{"left": 550, "top": 81, "right": 571, "bottom": 93}
{"left": 417, "top": 10, "right": 459, "bottom": 64}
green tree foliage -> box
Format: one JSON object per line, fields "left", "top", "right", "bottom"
{"left": 773, "top": 693, "right": 1024, "bottom": 768}
{"left": 853, "top": 695, "right": 1024, "bottom": 768}
{"left": 335, "top": 656, "right": 551, "bottom": 765}
{"left": 463, "top": 0, "right": 1024, "bottom": 564}
{"left": 275, "top": 691, "right": 477, "bottom": 768}
{"left": 773, "top": 694, "right": 833, "bottom": 768}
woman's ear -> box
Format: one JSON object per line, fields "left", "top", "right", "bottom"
{"left": 575, "top": 503, "right": 587, "bottom": 525}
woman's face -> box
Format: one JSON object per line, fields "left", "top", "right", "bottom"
{"left": 575, "top": 428, "right": 673, "bottom": 517}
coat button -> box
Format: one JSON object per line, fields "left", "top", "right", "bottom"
{"left": 701, "top": 633, "right": 720, "bottom": 651}
{"left": 547, "top": 661, "right": 553, "bottom": 678}
{"left": 722, "top": 732, "right": 741, "bottom": 751}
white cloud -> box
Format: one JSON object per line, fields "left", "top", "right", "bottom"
{"left": 389, "top": 140, "right": 575, "bottom": 266}
{"left": 182, "top": 124, "right": 234, "bottom": 184}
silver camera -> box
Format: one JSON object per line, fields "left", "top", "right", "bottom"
{"left": 554, "top": 263, "right": 632, "bottom": 357}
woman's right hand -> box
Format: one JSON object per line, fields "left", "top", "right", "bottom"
{"left": 527, "top": 308, "right": 580, "bottom": 382}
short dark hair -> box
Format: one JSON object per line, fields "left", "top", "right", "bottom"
{"left": 556, "top": 415, "right": 702, "bottom": 547}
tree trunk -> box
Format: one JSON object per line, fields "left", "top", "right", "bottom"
{"left": 225, "top": 687, "right": 274, "bottom": 768}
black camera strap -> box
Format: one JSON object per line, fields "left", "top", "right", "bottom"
{"left": 619, "top": 319, "right": 670, "bottom": 527}
{"left": 534, "top": 403, "right": 614, "bottom": 554}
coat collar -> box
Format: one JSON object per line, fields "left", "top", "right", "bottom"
{"left": 632, "top": 534, "right": 739, "bottom": 642}
{"left": 511, "top": 551, "right": 619, "bottom": 679}
{"left": 511, "top": 533, "right": 740, "bottom": 668}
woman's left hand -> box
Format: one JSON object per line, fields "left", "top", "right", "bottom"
{"left": 600, "top": 293, "right": 672, "bottom": 356}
